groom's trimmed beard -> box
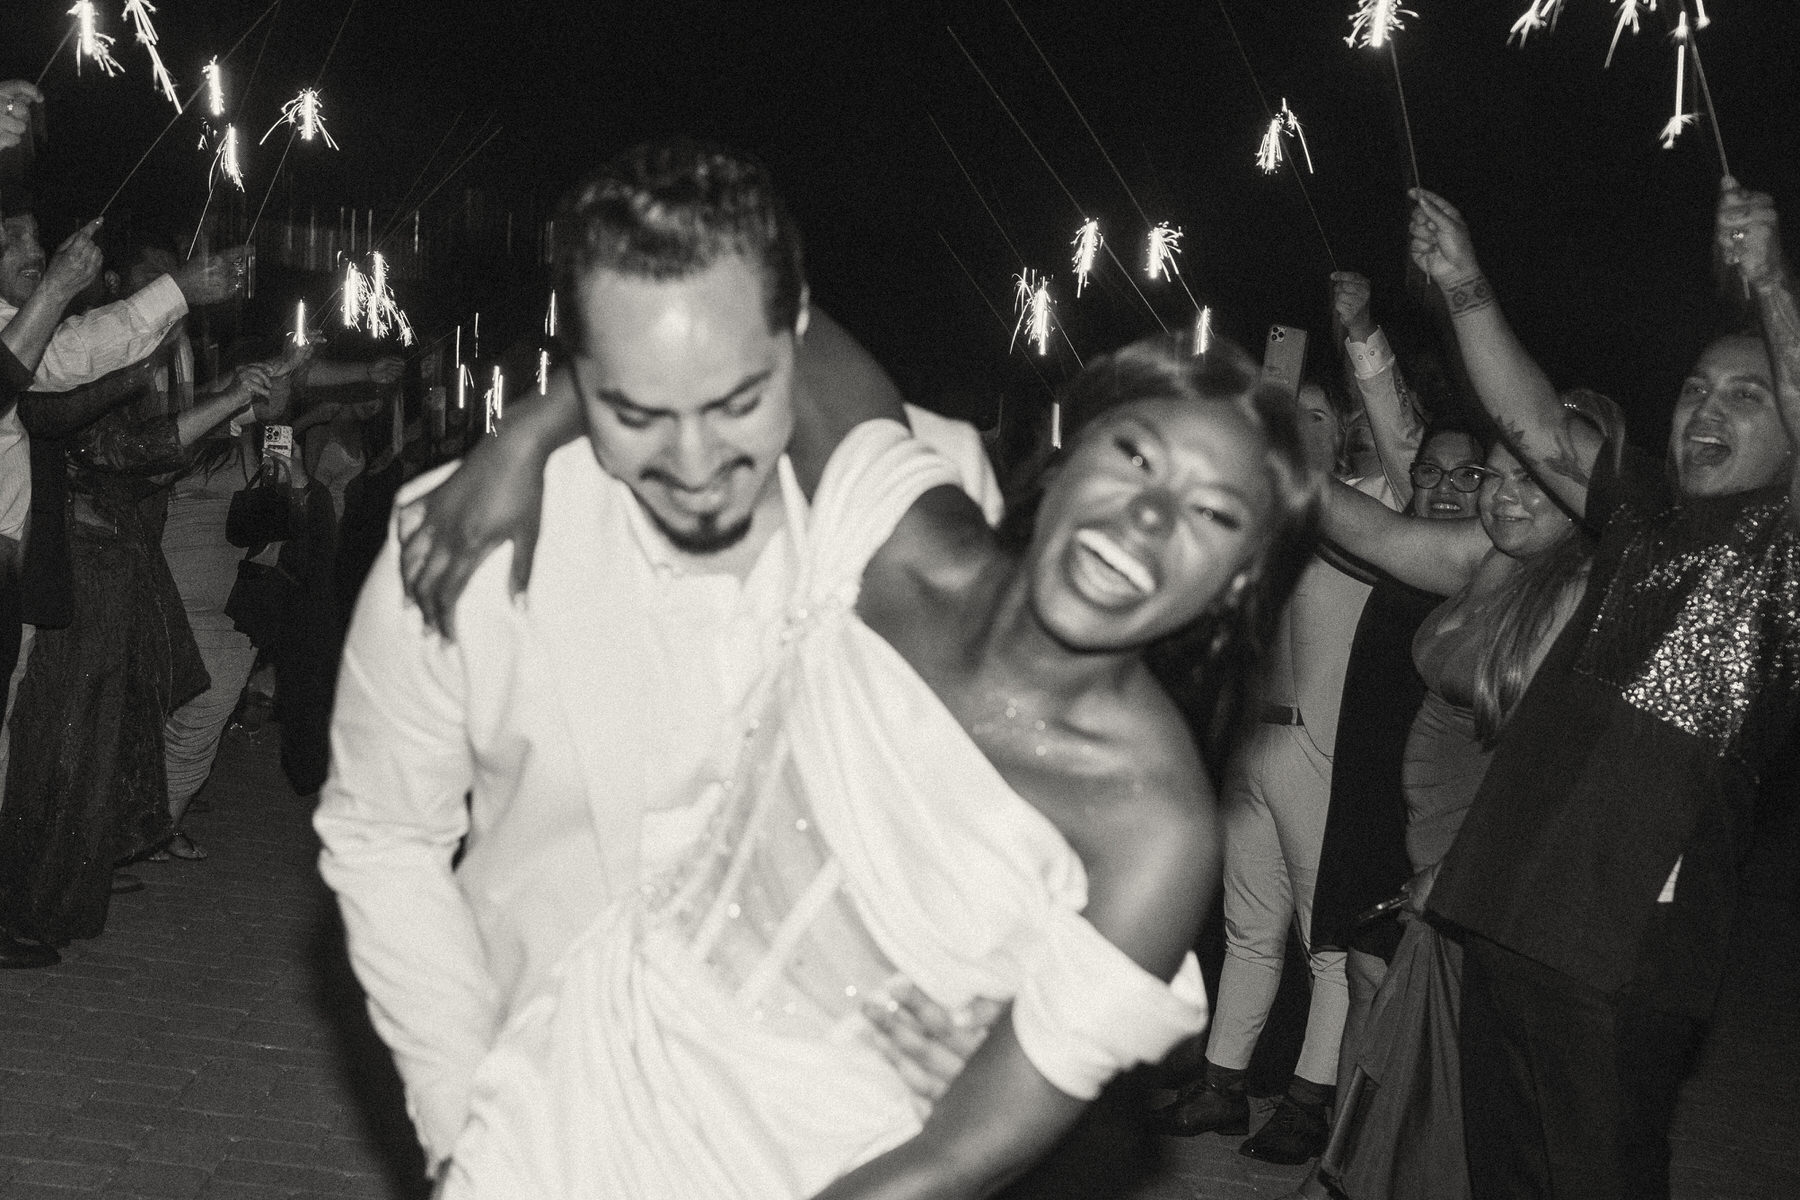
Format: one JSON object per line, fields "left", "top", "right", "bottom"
{"left": 642, "top": 504, "right": 755, "bottom": 554}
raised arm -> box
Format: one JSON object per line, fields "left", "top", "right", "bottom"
{"left": 0, "top": 220, "right": 103, "bottom": 398}
{"left": 1720, "top": 179, "right": 1800, "bottom": 523}
{"left": 1319, "top": 474, "right": 1490, "bottom": 596}
{"left": 1410, "top": 189, "right": 1601, "bottom": 517}
{"left": 399, "top": 307, "right": 906, "bottom": 637}
{"left": 1334, "top": 270, "right": 1424, "bottom": 504}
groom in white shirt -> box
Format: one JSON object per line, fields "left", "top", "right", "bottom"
{"left": 314, "top": 141, "right": 1001, "bottom": 1181}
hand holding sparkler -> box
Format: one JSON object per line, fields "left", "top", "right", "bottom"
{"left": 1331, "top": 271, "right": 1377, "bottom": 342}
{"left": 369, "top": 356, "right": 406, "bottom": 390}
{"left": 39, "top": 218, "right": 105, "bottom": 305}
{"left": 1716, "top": 177, "right": 1786, "bottom": 292}
{"left": 172, "top": 245, "right": 251, "bottom": 306}
{"left": 1407, "top": 188, "right": 1483, "bottom": 289}
{"left": 0, "top": 81, "right": 42, "bottom": 153}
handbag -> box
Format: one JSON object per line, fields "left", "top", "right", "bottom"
{"left": 225, "top": 462, "right": 292, "bottom": 549}
{"left": 223, "top": 557, "right": 296, "bottom": 650}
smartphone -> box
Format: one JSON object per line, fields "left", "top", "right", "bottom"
{"left": 1352, "top": 892, "right": 1408, "bottom": 928}
{"left": 1261, "top": 324, "right": 1309, "bottom": 404}
{"left": 262, "top": 423, "right": 293, "bottom": 460}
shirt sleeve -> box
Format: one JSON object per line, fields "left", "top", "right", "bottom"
{"left": 30, "top": 275, "right": 188, "bottom": 393}
{"left": 314, "top": 518, "right": 500, "bottom": 1171}
{"left": 903, "top": 404, "right": 1005, "bottom": 527}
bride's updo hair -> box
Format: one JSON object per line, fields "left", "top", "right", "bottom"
{"left": 1001, "top": 332, "right": 1321, "bottom": 777}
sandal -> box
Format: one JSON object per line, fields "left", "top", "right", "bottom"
{"left": 147, "top": 831, "right": 208, "bottom": 862}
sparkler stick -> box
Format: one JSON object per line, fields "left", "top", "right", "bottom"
{"left": 546, "top": 291, "right": 559, "bottom": 337}
{"left": 121, "top": 0, "right": 178, "bottom": 109}
{"left": 1682, "top": 1, "right": 1731, "bottom": 176}
{"left": 1145, "top": 223, "right": 1182, "bottom": 281}
{"left": 1388, "top": 43, "right": 1424, "bottom": 191}
{"left": 33, "top": 26, "right": 79, "bottom": 88}
{"left": 1050, "top": 402, "right": 1062, "bottom": 451}
{"left": 1508, "top": 0, "right": 1568, "bottom": 45}
{"left": 538, "top": 350, "right": 550, "bottom": 395}
{"left": 1071, "top": 220, "right": 1101, "bottom": 297}
{"left": 204, "top": 57, "right": 225, "bottom": 117}
{"left": 1659, "top": 10, "right": 1696, "bottom": 150}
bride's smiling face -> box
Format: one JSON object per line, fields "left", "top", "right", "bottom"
{"left": 1026, "top": 396, "right": 1278, "bottom": 653}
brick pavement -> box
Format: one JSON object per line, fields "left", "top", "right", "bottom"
{"left": 1, "top": 726, "right": 1794, "bottom": 1199}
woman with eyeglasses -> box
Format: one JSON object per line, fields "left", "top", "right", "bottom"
{"left": 1300, "top": 387, "right": 1624, "bottom": 1199}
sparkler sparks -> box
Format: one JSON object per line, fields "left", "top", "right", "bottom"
{"left": 294, "top": 301, "right": 307, "bottom": 346}
{"left": 69, "top": 2, "right": 124, "bottom": 77}
{"left": 121, "top": 0, "right": 178, "bottom": 109}
{"left": 1660, "top": 9, "right": 1695, "bottom": 149}
{"left": 1070, "top": 219, "right": 1101, "bottom": 297}
{"left": 1011, "top": 270, "right": 1052, "bottom": 358}
{"left": 213, "top": 124, "right": 244, "bottom": 192}
{"left": 538, "top": 349, "right": 551, "bottom": 395}
{"left": 545, "top": 291, "right": 559, "bottom": 338}
{"left": 1145, "top": 223, "right": 1183, "bottom": 281}
{"left": 1606, "top": 0, "right": 1658, "bottom": 69}
{"left": 1257, "top": 99, "right": 1315, "bottom": 176}
{"left": 1693, "top": 0, "right": 1710, "bottom": 28}
{"left": 263, "top": 87, "right": 339, "bottom": 150}
{"left": 204, "top": 56, "right": 225, "bottom": 117}
{"left": 342, "top": 260, "right": 366, "bottom": 330}
{"left": 1194, "top": 307, "right": 1215, "bottom": 356}
{"left": 1346, "top": 0, "right": 1414, "bottom": 50}
{"left": 1508, "top": 0, "right": 1568, "bottom": 45}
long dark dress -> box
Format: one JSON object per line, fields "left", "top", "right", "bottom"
{"left": 1322, "top": 580, "right": 1500, "bottom": 1200}
{"left": 0, "top": 393, "right": 206, "bottom": 945}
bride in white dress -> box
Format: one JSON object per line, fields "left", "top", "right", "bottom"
{"left": 438, "top": 334, "right": 1320, "bottom": 1200}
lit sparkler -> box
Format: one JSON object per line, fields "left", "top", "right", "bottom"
{"left": 1694, "top": 0, "right": 1710, "bottom": 28}
{"left": 263, "top": 87, "right": 339, "bottom": 150}
{"left": 1145, "top": 223, "right": 1182, "bottom": 281}
{"left": 488, "top": 366, "right": 505, "bottom": 432}
{"left": 69, "top": 2, "right": 124, "bottom": 77}
{"left": 1660, "top": 10, "right": 1695, "bottom": 149}
{"left": 1606, "top": 0, "right": 1657, "bottom": 69}
{"left": 212, "top": 125, "right": 244, "bottom": 192}
{"left": 1257, "top": 99, "right": 1315, "bottom": 176}
{"left": 121, "top": 0, "right": 177, "bottom": 109}
{"left": 342, "top": 260, "right": 366, "bottom": 329}
{"left": 545, "top": 291, "right": 559, "bottom": 337}
{"left": 1011, "top": 270, "right": 1052, "bottom": 358}
{"left": 538, "top": 349, "right": 551, "bottom": 395}
{"left": 294, "top": 300, "right": 307, "bottom": 346}
{"left": 1345, "top": 0, "right": 1414, "bottom": 50}
{"left": 1508, "top": 0, "right": 1568, "bottom": 45}
{"left": 1194, "top": 307, "right": 1215, "bottom": 356}
{"left": 204, "top": 57, "right": 225, "bottom": 117}
{"left": 1070, "top": 219, "right": 1101, "bottom": 297}
{"left": 366, "top": 252, "right": 389, "bottom": 340}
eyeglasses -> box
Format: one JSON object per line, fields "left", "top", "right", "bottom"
{"left": 1409, "top": 462, "right": 1492, "bottom": 493}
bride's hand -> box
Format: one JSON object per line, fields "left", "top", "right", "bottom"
{"left": 863, "top": 983, "right": 1003, "bottom": 1116}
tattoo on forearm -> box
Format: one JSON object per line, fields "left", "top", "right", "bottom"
{"left": 1444, "top": 275, "right": 1495, "bottom": 317}
{"left": 1499, "top": 415, "right": 1592, "bottom": 490}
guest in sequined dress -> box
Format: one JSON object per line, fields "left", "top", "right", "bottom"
{"left": 1409, "top": 182, "right": 1800, "bottom": 1200}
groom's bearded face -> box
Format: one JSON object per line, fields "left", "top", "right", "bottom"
{"left": 572, "top": 256, "right": 798, "bottom": 554}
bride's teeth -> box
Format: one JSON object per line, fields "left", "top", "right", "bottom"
{"left": 1075, "top": 529, "right": 1154, "bottom": 594}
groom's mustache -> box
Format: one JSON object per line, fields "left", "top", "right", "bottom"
{"left": 640, "top": 457, "right": 755, "bottom": 492}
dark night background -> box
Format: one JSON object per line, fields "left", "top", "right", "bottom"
{"left": 6, "top": 0, "right": 1799, "bottom": 447}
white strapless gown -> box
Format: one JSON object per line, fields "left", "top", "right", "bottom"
{"left": 443, "top": 420, "right": 1209, "bottom": 1200}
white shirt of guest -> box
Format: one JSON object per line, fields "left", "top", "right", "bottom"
{"left": 0, "top": 275, "right": 189, "bottom": 540}
{"left": 315, "top": 406, "right": 1001, "bottom": 1170}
